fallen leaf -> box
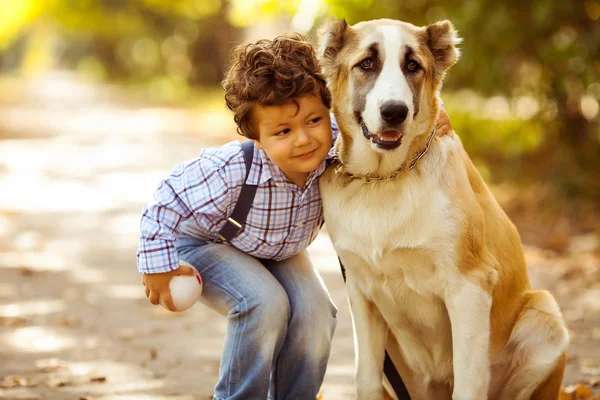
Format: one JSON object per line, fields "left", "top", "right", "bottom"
{"left": 56, "top": 315, "right": 81, "bottom": 328}
{"left": 35, "top": 358, "right": 68, "bottom": 372}
{"left": 0, "top": 375, "right": 40, "bottom": 388}
{"left": 575, "top": 383, "right": 593, "bottom": 399}
{"left": 0, "top": 316, "right": 29, "bottom": 327}
{"left": 20, "top": 267, "right": 35, "bottom": 277}
{"left": 89, "top": 375, "right": 107, "bottom": 383}
{"left": 46, "top": 376, "right": 72, "bottom": 388}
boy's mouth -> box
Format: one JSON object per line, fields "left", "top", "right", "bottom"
{"left": 295, "top": 147, "right": 319, "bottom": 159}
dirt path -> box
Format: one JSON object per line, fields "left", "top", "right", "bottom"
{"left": 0, "top": 74, "right": 598, "bottom": 399}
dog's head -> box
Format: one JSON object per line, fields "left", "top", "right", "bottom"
{"left": 319, "top": 19, "right": 460, "bottom": 153}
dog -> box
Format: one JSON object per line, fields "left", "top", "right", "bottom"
{"left": 318, "top": 18, "right": 569, "bottom": 400}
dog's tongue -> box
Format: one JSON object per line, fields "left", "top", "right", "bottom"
{"left": 378, "top": 130, "right": 402, "bottom": 142}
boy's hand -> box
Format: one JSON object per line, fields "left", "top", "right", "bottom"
{"left": 142, "top": 263, "right": 196, "bottom": 311}
{"left": 435, "top": 108, "right": 454, "bottom": 138}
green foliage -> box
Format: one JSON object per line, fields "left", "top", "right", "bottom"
{"left": 0, "top": 0, "right": 598, "bottom": 202}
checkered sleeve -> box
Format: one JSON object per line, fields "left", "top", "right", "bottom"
{"left": 331, "top": 114, "right": 339, "bottom": 143}
{"left": 136, "top": 156, "right": 232, "bottom": 274}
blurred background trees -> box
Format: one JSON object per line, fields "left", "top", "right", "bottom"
{"left": 1, "top": 0, "right": 598, "bottom": 235}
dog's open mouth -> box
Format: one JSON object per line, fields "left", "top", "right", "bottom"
{"left": 358, "top": 115, "right": 403, "bottom": 150}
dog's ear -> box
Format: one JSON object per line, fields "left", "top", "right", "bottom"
{"left": 318, "top": 19, "right": 349, "bottom": 77}
{"left": 426, "top": 20, "right": 462, "bottom": 75}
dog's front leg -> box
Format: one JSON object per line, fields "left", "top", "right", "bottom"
{"left": 446, "top": 280, "right": 492, "bottom": 400}
{"left": 346, "top": 272, "right": 387, "bottom": 400}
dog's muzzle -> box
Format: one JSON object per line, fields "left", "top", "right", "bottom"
{"left": 357, "top": 114, "right": 403, "bottom": 151}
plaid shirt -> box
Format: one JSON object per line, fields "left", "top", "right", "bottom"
{"left": 137, "top": 117, "right": 339, "bottom": 274}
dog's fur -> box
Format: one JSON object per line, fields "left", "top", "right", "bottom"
{"left": 318, "top": 19, "right": 568, "bottom": 400}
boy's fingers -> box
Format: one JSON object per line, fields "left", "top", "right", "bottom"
{"left": 145, "top": 286, "right": 150, "bottom": 299}
{"left": 149, "top": 290, "right": 160, "bottom": 305}
{"left": 436, "top": 125, "right": 450, "bottom": 136}
{"left": 162, "top": 292, "right": 177, "bottom": 312}
{"left": 178, "top": 261, "right": 196, "bottom": 276}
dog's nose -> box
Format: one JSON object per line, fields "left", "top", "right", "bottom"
{"left": 380, "top": 101, "right": 408, "bottom": 125}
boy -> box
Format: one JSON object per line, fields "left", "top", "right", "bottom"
{"left": 138, "top": 32, "right": 452, "bottom": 399}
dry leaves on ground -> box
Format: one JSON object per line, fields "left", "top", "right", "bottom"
{"left": 560, "top": 383, "right": 600, "bottom": 399}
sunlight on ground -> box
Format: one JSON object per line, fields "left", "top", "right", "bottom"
{"left": 0, "top": 299, "right": 66, "bottom": 317}
{"left": 63, "top": 379, "right": 167, "bottom": 396}
{"left": 1, "top": 326, "right": 75, "bottom": 352}
{"left": 0, "top": 250, "right": 71, "bottom": 271}
{"left": 69, "top": 265, "right": 108, "bottom": 284}
{"left": 100, "top": 284, "right": 147, "bottom": 300}
{"left": 60, "top": 360, "right": 167, "bottom": 395}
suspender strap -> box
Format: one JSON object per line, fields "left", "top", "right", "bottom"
{"left": 218, "top": 140, "right": 258, "bottom": 242}
{"left": 337, "top": 257, "right": 411, "bottom": 399}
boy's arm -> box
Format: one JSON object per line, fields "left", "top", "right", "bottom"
{"left": 137, "top": 156, "right": 233, "bottom": 274}
{"left": 436, "top": 107, "right": 454, "bottom": 138}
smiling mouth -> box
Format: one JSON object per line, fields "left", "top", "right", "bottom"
{"left": 357, "top": 114, "right": 403, "bottom": 150}
{"left": 295, "top": 147, "right": 318, "bottom": 158}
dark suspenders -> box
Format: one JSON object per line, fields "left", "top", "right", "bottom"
{"left": 217, "top": 140, "right": 411, "bottom": 399}
{"left": 217, "top": 140, "right": 257, "bottom": 242}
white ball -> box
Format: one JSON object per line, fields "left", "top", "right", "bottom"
{"left": 159, "top": 266, "right": 203, "bottom": 312}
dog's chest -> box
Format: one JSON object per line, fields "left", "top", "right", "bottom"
{"left": 321, "top": 171, "right": 460, "bottom": 381}
{"left": 322, "top": 173, "right": 457, "bottom": 260}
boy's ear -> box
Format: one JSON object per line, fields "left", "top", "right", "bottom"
{"left": 318, "top": 19, "right": 349, "bottom": 77}
{"left": 426, "top": 20, "right": 462, "bottom": 77}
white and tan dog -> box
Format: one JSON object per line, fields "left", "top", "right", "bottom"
{"left": 318, "top": 19, "right": 568, "bottom": 400}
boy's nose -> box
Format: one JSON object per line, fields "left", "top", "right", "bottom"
{"left": 294, "top": 128, "right": 311, "bottom": 145}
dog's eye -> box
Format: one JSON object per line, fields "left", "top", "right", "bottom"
{"left": 407, "top": 60, "right": 420, "bottom": 72}
{"left": 359, "top": 58, "right": 374, "bottom": 70}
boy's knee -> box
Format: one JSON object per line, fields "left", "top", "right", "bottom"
{"left": 292, "top": 298, "right": 337, "bottom": 342}
{"left": 243, "top": 286, "right": 291, "bottom": 329}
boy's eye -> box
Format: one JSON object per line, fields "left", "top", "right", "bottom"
{"left": 276, "top": 128, "right": 291, "bottom": 136}
{"left": 308, "top": 117, "right": 322, "bottom": 125}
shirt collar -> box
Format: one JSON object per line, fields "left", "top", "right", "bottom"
{"left": 244, "top": 145, "right": 271, "bottom": 185}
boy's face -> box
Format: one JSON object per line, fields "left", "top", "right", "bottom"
{"left": 253, "top": 94, "right": 332, "bottom": 187}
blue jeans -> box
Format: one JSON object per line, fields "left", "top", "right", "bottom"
{"left": 176, "top": 234, "right": 338, "bottom": 400}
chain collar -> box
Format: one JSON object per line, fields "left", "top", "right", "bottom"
{"left": 331, "top": 127, "right": 437, "bottom": 184}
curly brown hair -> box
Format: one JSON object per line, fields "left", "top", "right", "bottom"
{"left": 222, "top": 32, "right": 332, "bottom": 139}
